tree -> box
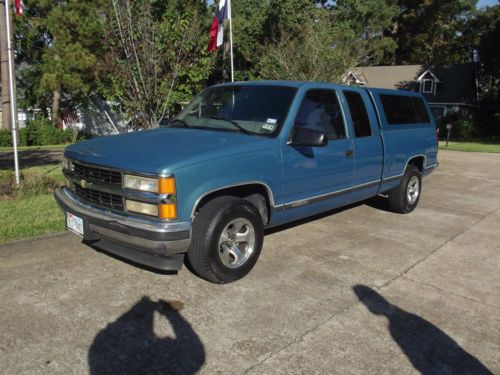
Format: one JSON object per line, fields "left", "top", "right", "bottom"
{"left": 231, "top": 0, "right": 269, "bottom": 80}
{"left": 335, "top": 0, "right": 399, "bottom": 65}
{"left": 256, "top": 9, "right": 365, "bottom": 82}
{"left": 394, "top": 0, "right": 478, "bottom": 65}
{"left": 476, "top": 4, "right": 500, "bottom": 99}
{"left": 100, "top": 0, "right": 214, "bottom": 128}
{"left": 15, "top": 0, "right": 106, "bottom": 126}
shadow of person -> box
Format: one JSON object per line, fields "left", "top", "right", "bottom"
{"left": 353, "top": 285, "right": 493, "bottom": 375}
{"left": 88, "top": 296, "right": 205, "bottom": 375}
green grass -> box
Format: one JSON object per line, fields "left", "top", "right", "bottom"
{"left": 0, "top": 164, "right": 65, "bottom": 242}
{"left": 0, "top": 144, "right": 69, "bottom": 152}
{"left": 0, "top": 194, "right": 65, "bottom": 242}
{"left": 439, "top": 141, "right": 500, "bottom": 153}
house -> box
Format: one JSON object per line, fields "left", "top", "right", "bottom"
{"left": 344, "top": 63, "right": 479, "bottom": 120}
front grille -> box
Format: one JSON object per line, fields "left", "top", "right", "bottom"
{"left": 72, "top": 162, "right": 122, "bottom": 186}
{"left": 74, "top": 184, "right": 124, "bottom": 211}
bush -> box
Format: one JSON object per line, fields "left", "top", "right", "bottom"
{"left": 23, "top": 117, "right": 74, "bottom": 146}
{"left": 0, "top": 129, "right": 12, "bottom": 147}
{"left": 439, "top": 113, "right": 476, "bottom": 141}
{"left": 0, "top": 118, "right": 75, "bottom": 147}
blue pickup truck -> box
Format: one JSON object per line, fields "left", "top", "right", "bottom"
{"left": 55, "top": 81, "right": 438, "bottom": 283}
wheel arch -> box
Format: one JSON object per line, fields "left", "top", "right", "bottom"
{"left": 191, "top": 182, "right": 274, "bottom": 225}
{"left": 406, "top": 155, "right": 426, "bottom": 173}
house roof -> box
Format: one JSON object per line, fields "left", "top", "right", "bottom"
{"left": 348, "top": 63, "right": 477, "bottom": 106}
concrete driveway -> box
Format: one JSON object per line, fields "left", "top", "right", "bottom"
{"left": 1, "top": 150, "right": 499, "bottom": 374}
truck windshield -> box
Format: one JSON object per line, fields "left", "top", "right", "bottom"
{"left": 175, "top": 85, "right": 297, "bottom": 136}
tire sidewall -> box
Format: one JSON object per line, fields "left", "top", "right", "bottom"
{"left": 204, "top": 200, "right": 264, "bottom": 282}
{"left": 402, "top": 167, "right": 422, "bottom": 213}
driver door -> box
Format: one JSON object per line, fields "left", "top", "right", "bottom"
{"left": 282, "top": 89, "right": 354, "bottom": 208}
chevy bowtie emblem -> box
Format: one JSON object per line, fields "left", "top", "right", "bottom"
{"left": 80, "top": 179, "right": 91, "bottom": 189}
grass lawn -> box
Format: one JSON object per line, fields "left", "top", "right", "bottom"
{"left": 0, "top": 194, "right": 65, "bottom": 242}
{"left": 0, "top": 165, "right": 65, "bottom": 243}
{"left": 439, "top": 141, "right": 500, "bottom": 153}
{"left": 0, "top": 144, "right": 69, "bottom": 152}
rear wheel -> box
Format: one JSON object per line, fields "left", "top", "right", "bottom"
{"left": 388, "top": 165, "right": 422, "bottom": 214}
{"left": 187, "top": 196, "right": 264, "bottom": 283}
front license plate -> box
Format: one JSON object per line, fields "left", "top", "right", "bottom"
{"left": 67, "top": 212, "right": 84, "bottom": 237}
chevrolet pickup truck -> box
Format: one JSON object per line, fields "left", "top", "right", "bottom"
{"left": 55, "top": 81, "right": 438, "bottom": 283}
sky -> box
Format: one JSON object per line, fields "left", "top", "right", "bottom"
{"left": 477, "top": 0, "right": 498, "bottom": 8}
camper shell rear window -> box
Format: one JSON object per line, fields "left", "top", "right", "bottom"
{"left": 380, "top": 94, "right": 430, "bottom": 125}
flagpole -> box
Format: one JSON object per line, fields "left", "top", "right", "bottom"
{"left": 4, "top": 0, "right": 20, "bottom": 185}
{"left": 227, "top": 0, "right": 234, "bottom": 82}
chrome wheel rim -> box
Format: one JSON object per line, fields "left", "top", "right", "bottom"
{"left": 407, "top": 175, "right": 420, "bottom": 205}
{"left": 218, "top": 218, "right": 255, "bottom": 269}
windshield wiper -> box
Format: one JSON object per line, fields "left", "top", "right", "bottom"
{"left": 209, "top": 116, "right": 253, "bottom": 135}
{"left": 168, "top": 118, "right": 190, "bottom": 128}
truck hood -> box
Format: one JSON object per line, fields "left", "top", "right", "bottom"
{"left": 65, "top": 128, "right": 278, "bottom": 175}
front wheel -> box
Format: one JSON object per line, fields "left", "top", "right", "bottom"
{"left": 388, "top": 165, "right": 422, "bottom": 214}
{"left": 187, "top": 196, "right": 264, "bottom": 283}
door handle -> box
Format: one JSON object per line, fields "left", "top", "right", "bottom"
{"left": 345, "top": 149, "right": 354, "bottom": 158}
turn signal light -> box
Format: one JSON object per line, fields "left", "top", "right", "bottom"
{"left": 158, "top": 177, "right": 176, "bottom": 195}
{"left": 159, "top": 203, "right": 177, "bottom": 220}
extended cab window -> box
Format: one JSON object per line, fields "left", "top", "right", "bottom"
{"left": 380, "top": 94, "right": 431, "bottom": 125}
{"left": 294, "top": 89, "right": 346, "bottom": 140}
{"left": 344, "top": 91, "right": 372, "bottom": 137}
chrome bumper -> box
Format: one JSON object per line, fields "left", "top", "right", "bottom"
{"left": 54, "top": 187, "right": 191, "bottom": 270}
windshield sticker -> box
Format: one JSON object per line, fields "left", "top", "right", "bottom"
{"left": 262, "top": 123, "right": 276, "bottom": 132}
{"left": 266, "top": 118, "right": 277, "bottom": 124}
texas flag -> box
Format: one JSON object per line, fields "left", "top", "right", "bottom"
{"left": 15, "top": 0, "right": 24, "bottom": 16}
{"left": 208, "top": 0, "right": 229, "bottom": 52}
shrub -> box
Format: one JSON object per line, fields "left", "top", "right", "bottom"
{"left": 0, "top": 129, "right": 12, "bottom": 147}
{"left": 439, "top": 112, "right": 476, "bottom": 141}
{"left": 24, "top": 117, "right": 73, "bottom": 146}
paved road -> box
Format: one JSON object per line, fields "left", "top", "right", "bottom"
{"left": 1, "top": 150, "right": 499, "bottom": 374}
{"left": 0, "top": 149, "right": 63, "bottom": 169}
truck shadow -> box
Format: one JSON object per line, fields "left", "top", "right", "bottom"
{"left": 353, "top": 285, "right": 493, "bottom": 375}
{"left": 88, "top": 296, "right": 205, "bottom": 375}
{"left": 265, "top": 196, "right": 390, "bottom": 236}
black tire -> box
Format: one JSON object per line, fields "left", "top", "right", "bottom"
{"left": 187, "top": 196, "right": 264, "bottom": 283}
{"left": 388, "top": 165, "right": 422, "bottom": 214}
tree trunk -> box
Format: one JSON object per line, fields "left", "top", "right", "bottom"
{"left": 51, "top": 88, "right": 61, "bottom": 127}
{"left": 0, "top": 0, "right": 11, "bottom": 130}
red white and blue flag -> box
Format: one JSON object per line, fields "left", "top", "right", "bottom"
{"left": 15, "top": 0, "right": 24, "bottom": 16}
{"left": 208, "top": 0, "right": 229, "bottom": 52}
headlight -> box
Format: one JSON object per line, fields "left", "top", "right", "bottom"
{"left": 124, "top": 175, "right": 176, "bottom": 194}
{"left": 124, "top": 175, "right": 158, "bottom": 193}
{"left": 62, "top": 157, "right": 72, "bottom": 171}
{"left": 125, "top": 200, "right": 159, "bottom": 216}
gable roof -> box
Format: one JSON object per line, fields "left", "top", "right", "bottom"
{"left": 347, "top": 63, "right": 477, "bottom": 106}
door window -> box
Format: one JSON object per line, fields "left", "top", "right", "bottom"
{"left": 294, "top": 90, "right": 346, "bottom": 140}
{"left": 344, "top": 91, "right": 372, "bottom": 137}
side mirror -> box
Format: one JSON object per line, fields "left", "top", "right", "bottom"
{"left": 290, "top": 128, "right": 328, "bottom": 147}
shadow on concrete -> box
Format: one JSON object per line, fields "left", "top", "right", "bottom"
{"left": 88, "top": 296, "right": 205, "bottom": 375}
{"left": 353, "top": 285, "right": 493, "bottom": 375}
{"left": 264, "top": 195, "right": 391, "bottom": 236}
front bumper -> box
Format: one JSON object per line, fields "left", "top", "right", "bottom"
{"left": 54, "top": 187, "right": 191, "bottom": 270}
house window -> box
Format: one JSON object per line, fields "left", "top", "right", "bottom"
{"left": 422, "top": 79, "right": 434, "bottom": 94}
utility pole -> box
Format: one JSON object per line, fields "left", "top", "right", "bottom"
{"left": 0, "top": 0, "right": 12, "bottom": 130}
{"left": 3, "top": 0, "right": 20, "bottom": 184}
